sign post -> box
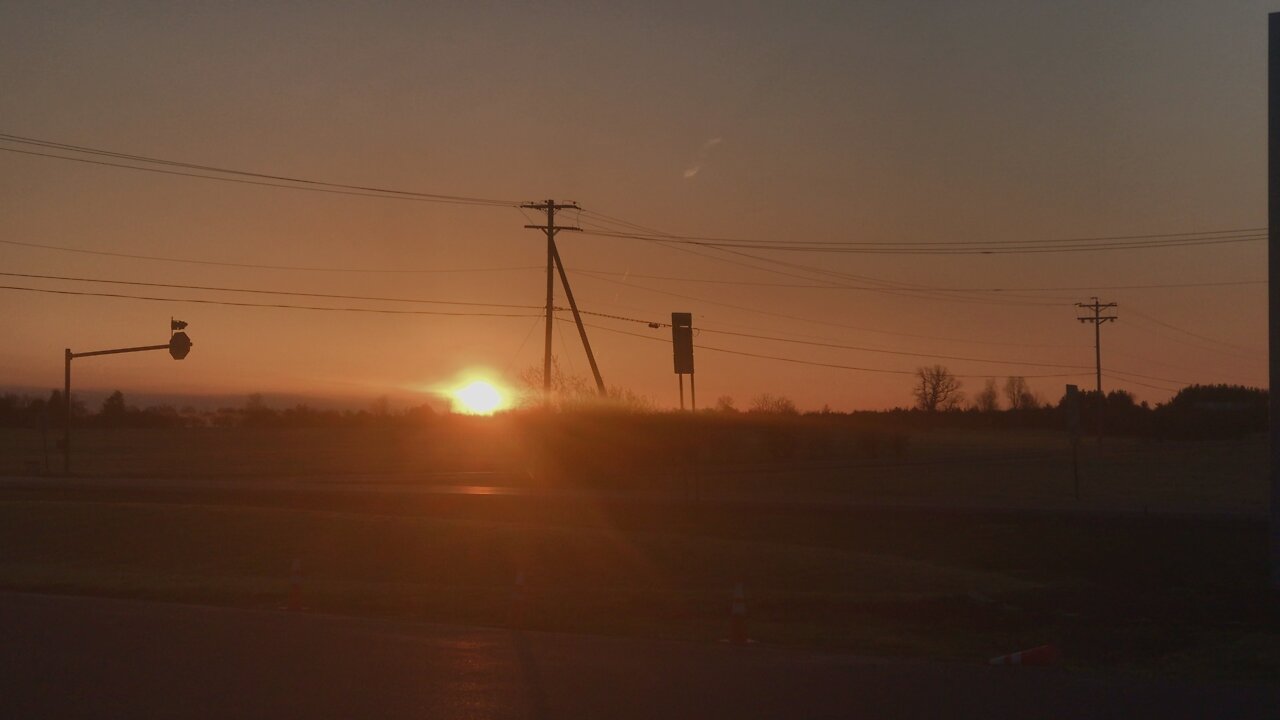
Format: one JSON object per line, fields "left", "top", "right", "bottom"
{"left": 672, "top": 312, "right": 695, "bottom": 410}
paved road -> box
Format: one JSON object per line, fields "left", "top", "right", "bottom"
{"left": 1, "top": 593, "right": 1275, "bottom": 719}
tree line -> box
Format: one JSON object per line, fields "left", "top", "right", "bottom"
{"left": 0, "top": 367, "right": 1265, "bottom": 441}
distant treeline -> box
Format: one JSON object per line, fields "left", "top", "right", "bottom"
{"left": 894, "top": 385, "right": 1268, "bottom": 441}
{"left": 0, "top": 384, "right": 1266, "bottom": 442}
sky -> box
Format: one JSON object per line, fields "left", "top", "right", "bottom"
{"left": 0, "top": 1, "right": 1272, "bottom": 412}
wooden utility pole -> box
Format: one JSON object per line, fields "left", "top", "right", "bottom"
{"left": 522, "top": 200, "right": 606, "bottom": 401}
{"left": 1076, "top": 297, "right": 1117, "bottom": 448}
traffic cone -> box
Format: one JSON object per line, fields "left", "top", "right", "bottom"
{"left": 989, "top": 644, "right": 1060, "bottom": 666}
{"left": 728, "top": 582, "right": 749, "bottom": 644}
{"left": 284, "top": 559, "right": 302, "bottom": 612}
{"left": 507, "top": 570, "right": 526, "bottom": 628}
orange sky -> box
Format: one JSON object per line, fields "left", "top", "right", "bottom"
{"left": 0, "top": 2, "right": 1270, "bottom": 412}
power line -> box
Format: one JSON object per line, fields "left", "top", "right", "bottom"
{"left": 1106, "top": 347, "right": 1260, "bottom": 386}
{"left": 578, "top": 211, "right": 1265, "bottom": 247}
{"left": 563, "top": 307, "right": 1092, "bottom": 371}
{"left": 0, "top": 271, "right": 542, "bottom": 310}
{"left": 575, "top": 223, "right": 1079, "bottom": 307}
{"left": 0, "top": 133, "right": 518, "bottom": 206}
{"left": 0, "top": 237, "right": 541, "bottom": 275}
{"left": 569, "top": 269, "right": 1083, "bottom": 348}
{"left": 580, "top": 208, "right": 1267, "bottom": 250}
{"left": 1106, "top": 367, "right": 1196, "bottom": 388}
{"left": 0, "top": 278, "right": 1196, "bottom": 390}
{"left": 579, "top": 227, "right": 1265, "bottom": 255}
{"left": 566, "top": 319, "right": 1090, "bottom": 381}
{"left": 1123, "top": 320, "right": 1264, "bottom": 364}
{"left": 1104, "top": 373, "right": 1183, "bottom": 394}
{"left": 567, "top": 268, "right": 1265, "bottom": 294}
{"left": 1126, "top": 305, "right": 1266, "bottom": 356}
{"left": 0, "top": 284, "right": 541, "bottom": 318}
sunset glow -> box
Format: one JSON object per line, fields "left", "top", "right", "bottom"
{"left": 452, "top": 380, "right": 505, "bottom": 415}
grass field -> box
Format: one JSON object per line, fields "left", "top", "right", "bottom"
{"left": 1, "top": 425, "right": 1274, "bottom": 681}
{"left": 1, "top": 425, "right": 1268, "bottom": 514}
{"left": 0, "top": 488, "right": 1274, "bottom": 682}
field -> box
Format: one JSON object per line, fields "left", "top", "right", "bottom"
{"left": 1, "top": 420, "right": 1268, "bottom": 513}
{"left": 0, "top": 422, "right": 1275, "bottom": 682}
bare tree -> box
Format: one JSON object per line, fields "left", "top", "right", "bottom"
{"left": 973, "top": 378, "right": 1000, "bottom": 412}
{"left": 1004, "top": 376, "right": 1039, "bottom": 410}
{"left": 913, "top": 365, "right": 963, "bottom": 412}
{"left": 749, "top": 393, "right": 799, "bottom": 415}
{"left": 715, "top": 395, "right": 739, "bottom": 413}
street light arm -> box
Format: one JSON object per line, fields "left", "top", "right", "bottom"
{"left": 69, "top": 344, "right": 171, "bottom": 359}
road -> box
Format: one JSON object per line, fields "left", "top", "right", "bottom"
{"left": 1, "top": 593, "right": 1275, "bottom": 719}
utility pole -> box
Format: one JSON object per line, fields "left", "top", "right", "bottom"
{"left": 1076, "top": 297, "right": 1117, "bottom": 448}
{"left": 522, "top": 199, "right": 606, "bottom": 402}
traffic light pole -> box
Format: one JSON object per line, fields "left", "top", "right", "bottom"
{"left": 61, "top": 325, "right": 192, "bottom": 475}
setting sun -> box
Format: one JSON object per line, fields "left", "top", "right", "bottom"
{"left": 452, "top": 380, "right": 505, "bottom": 415}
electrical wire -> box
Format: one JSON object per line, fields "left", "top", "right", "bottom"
{"left": 562, "top": 318, "right": 1090, "bottom": 380}
{"left": 557, "top": 307, "right": 1091, "bottom": 371}
{"left": 1126, "top": 305, "right": 1265, "bottom": 357}
{"left": 568, "top": 269, "right": 1083, "bottom": 348}
{"left": 580, "top": 228, "right": 1265, "bottom": 255}
{"left": 579, "top": 211, "right": 1265, "bottom": 248}
{"left": 0, "top": 271, "right": 542, "bottom": 310}
{"left": 565, "top": 268, "right": 1266, "bottom": 294}
{"left": 0, "top": 237, "right": 541, "bottom": 275}
{"left": 0, "top": 133, "right": 519, "bottom": 207}
{"left": 0, "top": 284, "right": 541, "bottom": 318}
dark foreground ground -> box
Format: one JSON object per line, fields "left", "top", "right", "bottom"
{"left": 0, "top": 473, "right": 1277, "bottom": 685}
{"left": 3, "top": 592, "right": 1277, "bottom": 720}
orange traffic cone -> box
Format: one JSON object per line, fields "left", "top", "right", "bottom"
{"left": 989, "top": 644, "right": 1060, "bottom": 666}
{"left": 284, "top": 559, "right": 303, "bottom": 612}
{"left": 508, "top": 570, "right": 527, "bottom": 629}
{"left": 728, "top": 582, "right": 749, "bottom": 644}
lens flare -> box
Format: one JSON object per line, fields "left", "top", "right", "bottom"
{"left": 453, "top": 380, "right": 504, "bottom": 415}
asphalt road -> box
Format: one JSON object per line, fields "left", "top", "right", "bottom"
{"left": 1, "top": 593, "right": 1275, "bottom": 719}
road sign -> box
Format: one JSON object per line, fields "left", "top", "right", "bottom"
{"left": 169, "top": 332, "right": 192, "bottom": 360}
{"left": 672, "top": 312, "right": 693, "bottom": 374}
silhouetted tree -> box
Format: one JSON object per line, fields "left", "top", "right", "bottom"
{"left": 749, "top": 393, "right": 799, "bottom": 415}
{"left": 715, "top": 395, "right": 738, "bottom": 413}
{"left": 973, "top": 379, "right": 1000, "bottom": 412}
{"left": 242, "top": 393, "right": 279, "bottom": 427}
{"left": 1004, "top": 376, "right": 1038, "bottom": 411}
{"left": 914, "top": 365, "right": 963, "bottom": 412}
{"left": 1153, "top": 384, "right": 1267, "bottom": 439}
{"left": 99, "top": 390, "right": 127, "bottom": 427}
{"left": 517, "top": 356, "right": 592, "bottom": 407}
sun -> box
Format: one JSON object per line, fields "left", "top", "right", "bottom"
{"left": 453, "top": 380, "right": 504, "bottom": 415}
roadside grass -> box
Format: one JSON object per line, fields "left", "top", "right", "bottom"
{"left": 0, "top": 495, "right": 1274, "bottom": 682}
{"left": 2, "top": 427, "right": 1267, "bottom": 515}
{"left": 0, "top": 498, "right": 1050, "bottom": 661}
